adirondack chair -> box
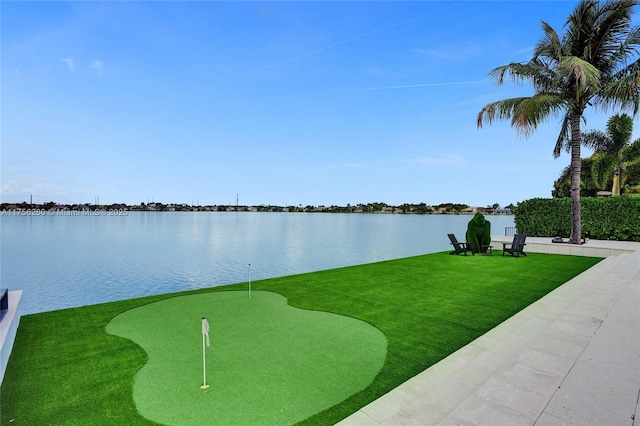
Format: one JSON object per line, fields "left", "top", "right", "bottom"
{"left": 502, "top": 234, "right": 527, "bottom": 257}
{"left": 448, "top": 234, "right": 474, "bottom": 256}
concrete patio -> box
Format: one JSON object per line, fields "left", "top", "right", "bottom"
{"left": 337, "top": 237, "right": 640, "bottom": 425}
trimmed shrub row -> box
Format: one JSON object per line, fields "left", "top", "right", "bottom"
{"left": 513, "top": 197, "right": 640, "bottom": 241}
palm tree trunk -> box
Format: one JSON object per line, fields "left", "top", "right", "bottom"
{"left": 569, "top": 112, "right": 582, "bottom": 244}
{"left": 612, "top": 172, "right": 621, "bottom": 196}
{"left": 612, "top": 158, "right": 622, "bottom": 196}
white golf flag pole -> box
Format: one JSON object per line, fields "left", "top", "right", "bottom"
{"left": 201, "top": 317, "right": 210, "bottom": 389}
{"left": 248, "top": 263, "right": 252, "bottom": 298}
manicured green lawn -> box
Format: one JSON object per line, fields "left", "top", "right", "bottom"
{"left": 1, "top": 252, "right": 601, "bottom": 425}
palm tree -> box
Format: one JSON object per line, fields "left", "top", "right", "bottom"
{"left": 477, "top": 0, "right": 640, "bottom": 244}
{"left": 583, "top": 113, "right": 636, "bottom": 195}
{"left": 552, "top": 157, "right": 603, "bottom": 198}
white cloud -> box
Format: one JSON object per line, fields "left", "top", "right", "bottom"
{"left": 62, "top": 57, "right": 75, "bottom": 72}
{"left": 89, "top": 59, "right": 104, "bottom": 76}
{"left": 1, "top": 180, "right": 68, "bottom": 199}
{"left": 1, "top": 180, "right": 22, "bottom": 195}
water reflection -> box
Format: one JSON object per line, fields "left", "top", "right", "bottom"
{"left": 1, "top": 212, "right": 514, "bottom": 314}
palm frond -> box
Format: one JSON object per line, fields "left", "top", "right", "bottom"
{"left": 477, "top": 97, "right": 529, "bottom": 129}
{"left": 529, "top": 58, "right": 563, "bottom": 92}
{"left": 488, "top": 62, "right": 543, "bottom": 86}
{"left": 622, "top": 137, "right": 640, "bottom": 161}
{"left": 608, "top": 57, "right": 640, "bottom": 84}
{"left": 588, "top": 1, "right": 636, "bottom": 66}
{"left": 563, "top": 1, "right": 599, "bottom": 57}
{"left": 590, "top": 152, "right": 616, "bottom": 189}
{"left": 603, "top": 27, "right": 640, "bottom": 75}
{"left": 581, "top": 130, "right": 609, "bottom": 150}
{"left": 558, "top": 56, "right": 602, "bottom": 96}
{"left": 607, "top": 113, "right": 634, "bottom": 151}
{"left": 477, "top": 94, "right": 566, "bottom": 138}
{"left": 553, "top": 113, "right": 571, "bottom": 158}
{"left": 596, "top": 68, "right": 640, "bottom": 113}
{"left": 534, "top": 21, "right": 563, "bottom": 60}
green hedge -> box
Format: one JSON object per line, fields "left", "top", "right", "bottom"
{"left": 513, "top": 197, "right": 640, "bottom": 241}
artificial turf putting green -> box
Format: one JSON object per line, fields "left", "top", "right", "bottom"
{"left": 106, "top": 291, "right": 386, "bottom": 425}
{"left": 1, "top": 252, "right": 602, "bottom": 425}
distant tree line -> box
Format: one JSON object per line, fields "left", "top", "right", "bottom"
{"left": 0, "top": 201, "right": 515, "bottom": 215}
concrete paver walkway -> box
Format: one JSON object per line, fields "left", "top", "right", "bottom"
{"left": 337, "top": 238, "right": 640, "bottom": 425}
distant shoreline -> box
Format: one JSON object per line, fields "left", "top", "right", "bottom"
{"left": 0, "top": 201, "right": 512, "bottom": 215}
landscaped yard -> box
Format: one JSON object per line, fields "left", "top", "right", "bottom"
{"left": 0, "top": 252, "right": 601, "bottom": 425}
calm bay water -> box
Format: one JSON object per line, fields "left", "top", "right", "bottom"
{"left": 1, "top": 212, "right": 514, "bottom": 315}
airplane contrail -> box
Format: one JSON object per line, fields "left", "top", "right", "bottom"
{"left": 361, "top": 80, "right": 489, "bottom": 91}
{"left": 163, "top": 13, "right": 431, "bottom": 101}
{"left": 210, "top": 14, "right": 427, "bottom": 88}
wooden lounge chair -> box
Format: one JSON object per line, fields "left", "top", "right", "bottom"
{"left": 448, "top": 233, "right": 474, "bottom": 256}
{"left": 502, "top": 234, "right": 527, "bottom": 257}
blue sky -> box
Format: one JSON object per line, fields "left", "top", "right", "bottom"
{"left": 2, "top": 1, "right": 639, "bottom": 208}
